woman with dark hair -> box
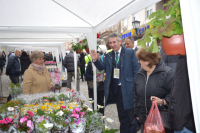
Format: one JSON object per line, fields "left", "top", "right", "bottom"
{"left": 79, "top": 52, "right": 85, "bottom": 82}
{"left": 20, "top": 51, "right": 31, "bottom": 75}
{"left": 134, "top": 47, "right": 174, "bottom": 133}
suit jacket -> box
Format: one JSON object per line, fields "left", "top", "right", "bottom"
{"left": 93, "top": 46, "right": 140, "bottom": 110}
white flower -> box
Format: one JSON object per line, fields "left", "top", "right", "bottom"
{"left": 88, "top": 98, "right": 92, "bottom": 101}
{"left": 106, "top": 118, "right": 114, "bottom": 123}
{"left": 98, "top": 105, "right": 104, "bottom": 109}
{"left": 56, "top": 110, "right": 64, "bottom": 116}
{"left": 101, "top": 116, "right": 106, "bottom": 120}
{"left": 87, "top": 108, "right": 93, "bottom": 112}
{"left": 43, "top": 123, "right": 53, "bottom": 129}
{"left": 105, "top": 126, "right": 110, "bottom": 130}
{"left": 8, "top": 107, "right": 14, "bottom": 111}
{"left": 89, "top": 100, "right": 94, "bottom": 104}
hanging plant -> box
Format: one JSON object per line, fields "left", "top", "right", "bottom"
{"left": 71, "top": 42, "right": 83, "bottom": 54}
{"left": 137, "top": 0, "right": 184, "bottom": 54}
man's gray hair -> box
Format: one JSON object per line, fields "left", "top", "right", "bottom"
{"left": 15, "top": 49, "right": 21, "bottom": 52}
{"left": 125, "top": 36, "right": 135, "bottom": 42}
{"left": 108, "top": 33, "right": 122, "bottom": 42}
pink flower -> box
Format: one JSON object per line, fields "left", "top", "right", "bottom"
{"left": 71, "top": 113, "right": 79, "bottom": 119}
{"left": 61, "top": 106, "right": 66, "bottom": 109}
{"left": 43, "top": 96, "right": 47, "bottom": 98}
{"left": 38, "top": 116, "right": 44, "bottom": 123}
{"left": 27, "top": 111, "right": 33, "bottom": 117}
{"left": 20, "top": 117, "right": 27, "bottom": 124}
{"left": 76, "top": 99, "right": 79, "bottom": 102}
{"left": 75, "top": 108, "right": 80, "bottom": 112}
{"left": 6, "top": 117, "right": 13, "bottom": 123}
{"left": 80, "top": 112, "right": 85, "bottom": 118}
{"left": 75, "top": 119, "right": 81, "bottom": 125}
{"left": 0, "top": 119, "right": 7, "bottom": 124}
{"left": 27, "top": 120, "right": 33, "bottom": 130}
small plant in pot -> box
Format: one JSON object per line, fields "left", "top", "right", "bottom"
{"left": 137, "top": 0, "right": 185, "bottom": 55}
{"left": 71, "top": 42, "right": 83, "bottom": 54}
{"left": 55, "top": 84, "right": 61, "bottom": 93}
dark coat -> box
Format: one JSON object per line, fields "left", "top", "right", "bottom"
{"left": 79, "top": 52, "right": 85, "bottom": 71}
{"left": 160, "top": 47, "right": 179, "bottom": 70}
{"left": 134, "top": 61, "right": 174, "bottom": 124}
{"left": 6, "top": 55, "right": 21, "bottom": 76}
{"left": 46, "top": 55, "right": 53, "bottom": 61}
{"left": 93, "top": 46, "right": 140, "bottom": 110}
{"left": 169, "top": 56, "right": 196, "bottom": 132}
{"left": 64, "top": 51, "right": 75, "bottom": 72}
{"left": 0, "top": 55, "right": 6, "bottom": 66}
{"left": 85, "top": 61, "right": 104, "bottom": 91}
{"left": 20, "top": 54, "right": 31, "bottom": 75}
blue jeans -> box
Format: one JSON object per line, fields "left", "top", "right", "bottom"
{"left": 174, "top": 127, "right": 193, "bottom": 133}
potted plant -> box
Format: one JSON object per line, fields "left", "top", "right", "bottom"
{"left": 81, "top": 39, "right": 90, "bottom": 54}
{"left": 55, "top": 84, "right": 61, "bottom": 93}
{"left": 71, "top": 42, "right": 83, "bottom": 54}
{"left": 137, "top": 0, "right": 186, "bottom": 55}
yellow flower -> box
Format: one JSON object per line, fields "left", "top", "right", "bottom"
{"left": 74, "top": 104, "right": 77, "bottom": 107}
{"left": 69, "top": 106, "right": 73, "bottom": 110}
{"left": 59, "top": 101, "right": 64, "bottom": 104}
{"left": 34, "top": 110, "right": 37, "bottom": 113}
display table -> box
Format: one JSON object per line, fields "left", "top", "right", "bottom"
{"left": 0, "top": 89, "right": 116, "bottom": 133}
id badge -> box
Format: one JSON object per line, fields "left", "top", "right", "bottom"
{"left": 114, "top": 68, "right": 120, "bottom": 79}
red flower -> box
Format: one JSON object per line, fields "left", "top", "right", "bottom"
{"left": 80, "top": 41, "right": 82, "bottom": 43}
{"left": 27, "top": 111, "right": 33, "bottom": 117}
{"left": 71, "top": 89, "right": 74, "bottom": 92}
{"left": 61, "top": 106, "right": 66, "bottom": 109}
{"left": 97, "top": 33, "right": 100, "bottom": 38}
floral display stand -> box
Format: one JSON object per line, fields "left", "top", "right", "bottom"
{"left": 0, "top": 89, "right": 118, "bottom": 133}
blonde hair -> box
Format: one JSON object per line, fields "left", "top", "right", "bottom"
{"left": 30, "top": 50, "right": 44, "bottom": 62}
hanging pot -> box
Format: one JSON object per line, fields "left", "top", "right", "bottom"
{"left": 85, "top": 48, "right": 89, "bottom": 54}
{"left": 76, "top": 49, "right": 82, "bottom": 54}
{"left": 161, "top": 34, "right": 186, "bottom": 55}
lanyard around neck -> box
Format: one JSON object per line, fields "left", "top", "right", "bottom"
{"left": 115, "top": 52, "right": 120, "bottom": 65}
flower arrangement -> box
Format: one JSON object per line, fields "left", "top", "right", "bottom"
{"left": 16, "top": 111, "right": 34, "bottom": 133}
{"left": 0, "top": 91, "right": 119, "bottom": 133}
{"left": 0, "top": 117, "right": 13, "bottom": 131}
{"left": 9, "top": 83, "right": 22, "bottom": 96}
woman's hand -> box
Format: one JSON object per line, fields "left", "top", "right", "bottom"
{"left": 48, "top": 84, "right": 53, "bottom": 90}
{"left": 150, "top": 96, "right": 162, "bottom": 105}
{"left": 136, "top": 117, "right": 139, "bottom": 121}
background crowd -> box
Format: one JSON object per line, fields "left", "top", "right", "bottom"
{"left": 0, "top": 32, "right": 196, "bottom": 133}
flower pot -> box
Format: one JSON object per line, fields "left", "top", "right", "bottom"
{"left": 85, "top": 48, "right": 90, "bottom": 54}
{"left": 55, "top": 87, "right": 61, "bottom": 93}
{"left": 76, "top": 49, "right": 82, "bottom": 54}
{"left": 162, "top": 34, "right": 186, "bottom": 55}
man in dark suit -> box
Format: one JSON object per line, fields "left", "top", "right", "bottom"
{"left": 125, "top": 36, "right": 138, "bottom": 52}
{"left": 91, "top": 33, "right": 140, "bottom": 133}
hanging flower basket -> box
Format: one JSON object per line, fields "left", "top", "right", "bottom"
{"left": 76, "top": 49, "right": 82, "bottom": 54}
{"left": 85, "top": 48, "right": 89, "bottom": 54}
{"left": 162, "top": 34, "right": 186, "bottom": 55}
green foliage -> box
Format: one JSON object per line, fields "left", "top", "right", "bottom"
{"left": 71, "top": 42, "right": 83, "bottom": 51}
{"left": 37, "top": 109, "right": 45, "bottom": 116}
{"left": 47, "top": 96, "right": 57, "bottom": 102}
{"left": 102, "top": 125, "right": 119, "bottom": 133}
{"left": 137, "top": 0, "right": 183, "bottom": 53}
{"left": 55, "top": 84, "right": 61, "bottom": 88}
{"left": 57, "top": 94, "right": 69, "bottom": 101}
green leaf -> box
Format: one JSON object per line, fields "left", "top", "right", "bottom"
{"left": 144, "top": 35, "right": 151, "bottom": 43}
{"left": 83, "top": 39, "right": 87, "bottom": 43}
{"left": 173, "top": 22, "right": 183, "bottom": 35}
{"left": 163, "top": 3, "right": 169, "bottom": 7}
{"left": 163, "top": 17, "right": 176, "bottom": 27}
{"left": 151, "top": 25, "right": 164, "bottom": 40}
{"left": 137, "top": 39, "right": 146, "bottom": 49}
{"left": 152, "top": 39, "right": 159, "bottom": 53}
{"left": 145, "top": 28, "right": 153, "bottom": 35}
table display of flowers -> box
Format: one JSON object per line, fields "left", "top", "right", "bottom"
{"left": 44, "top": 61, "right": 56, "bottom": 65}
{"left": 0, "top": 89, "right": 119, "bottom": 133}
